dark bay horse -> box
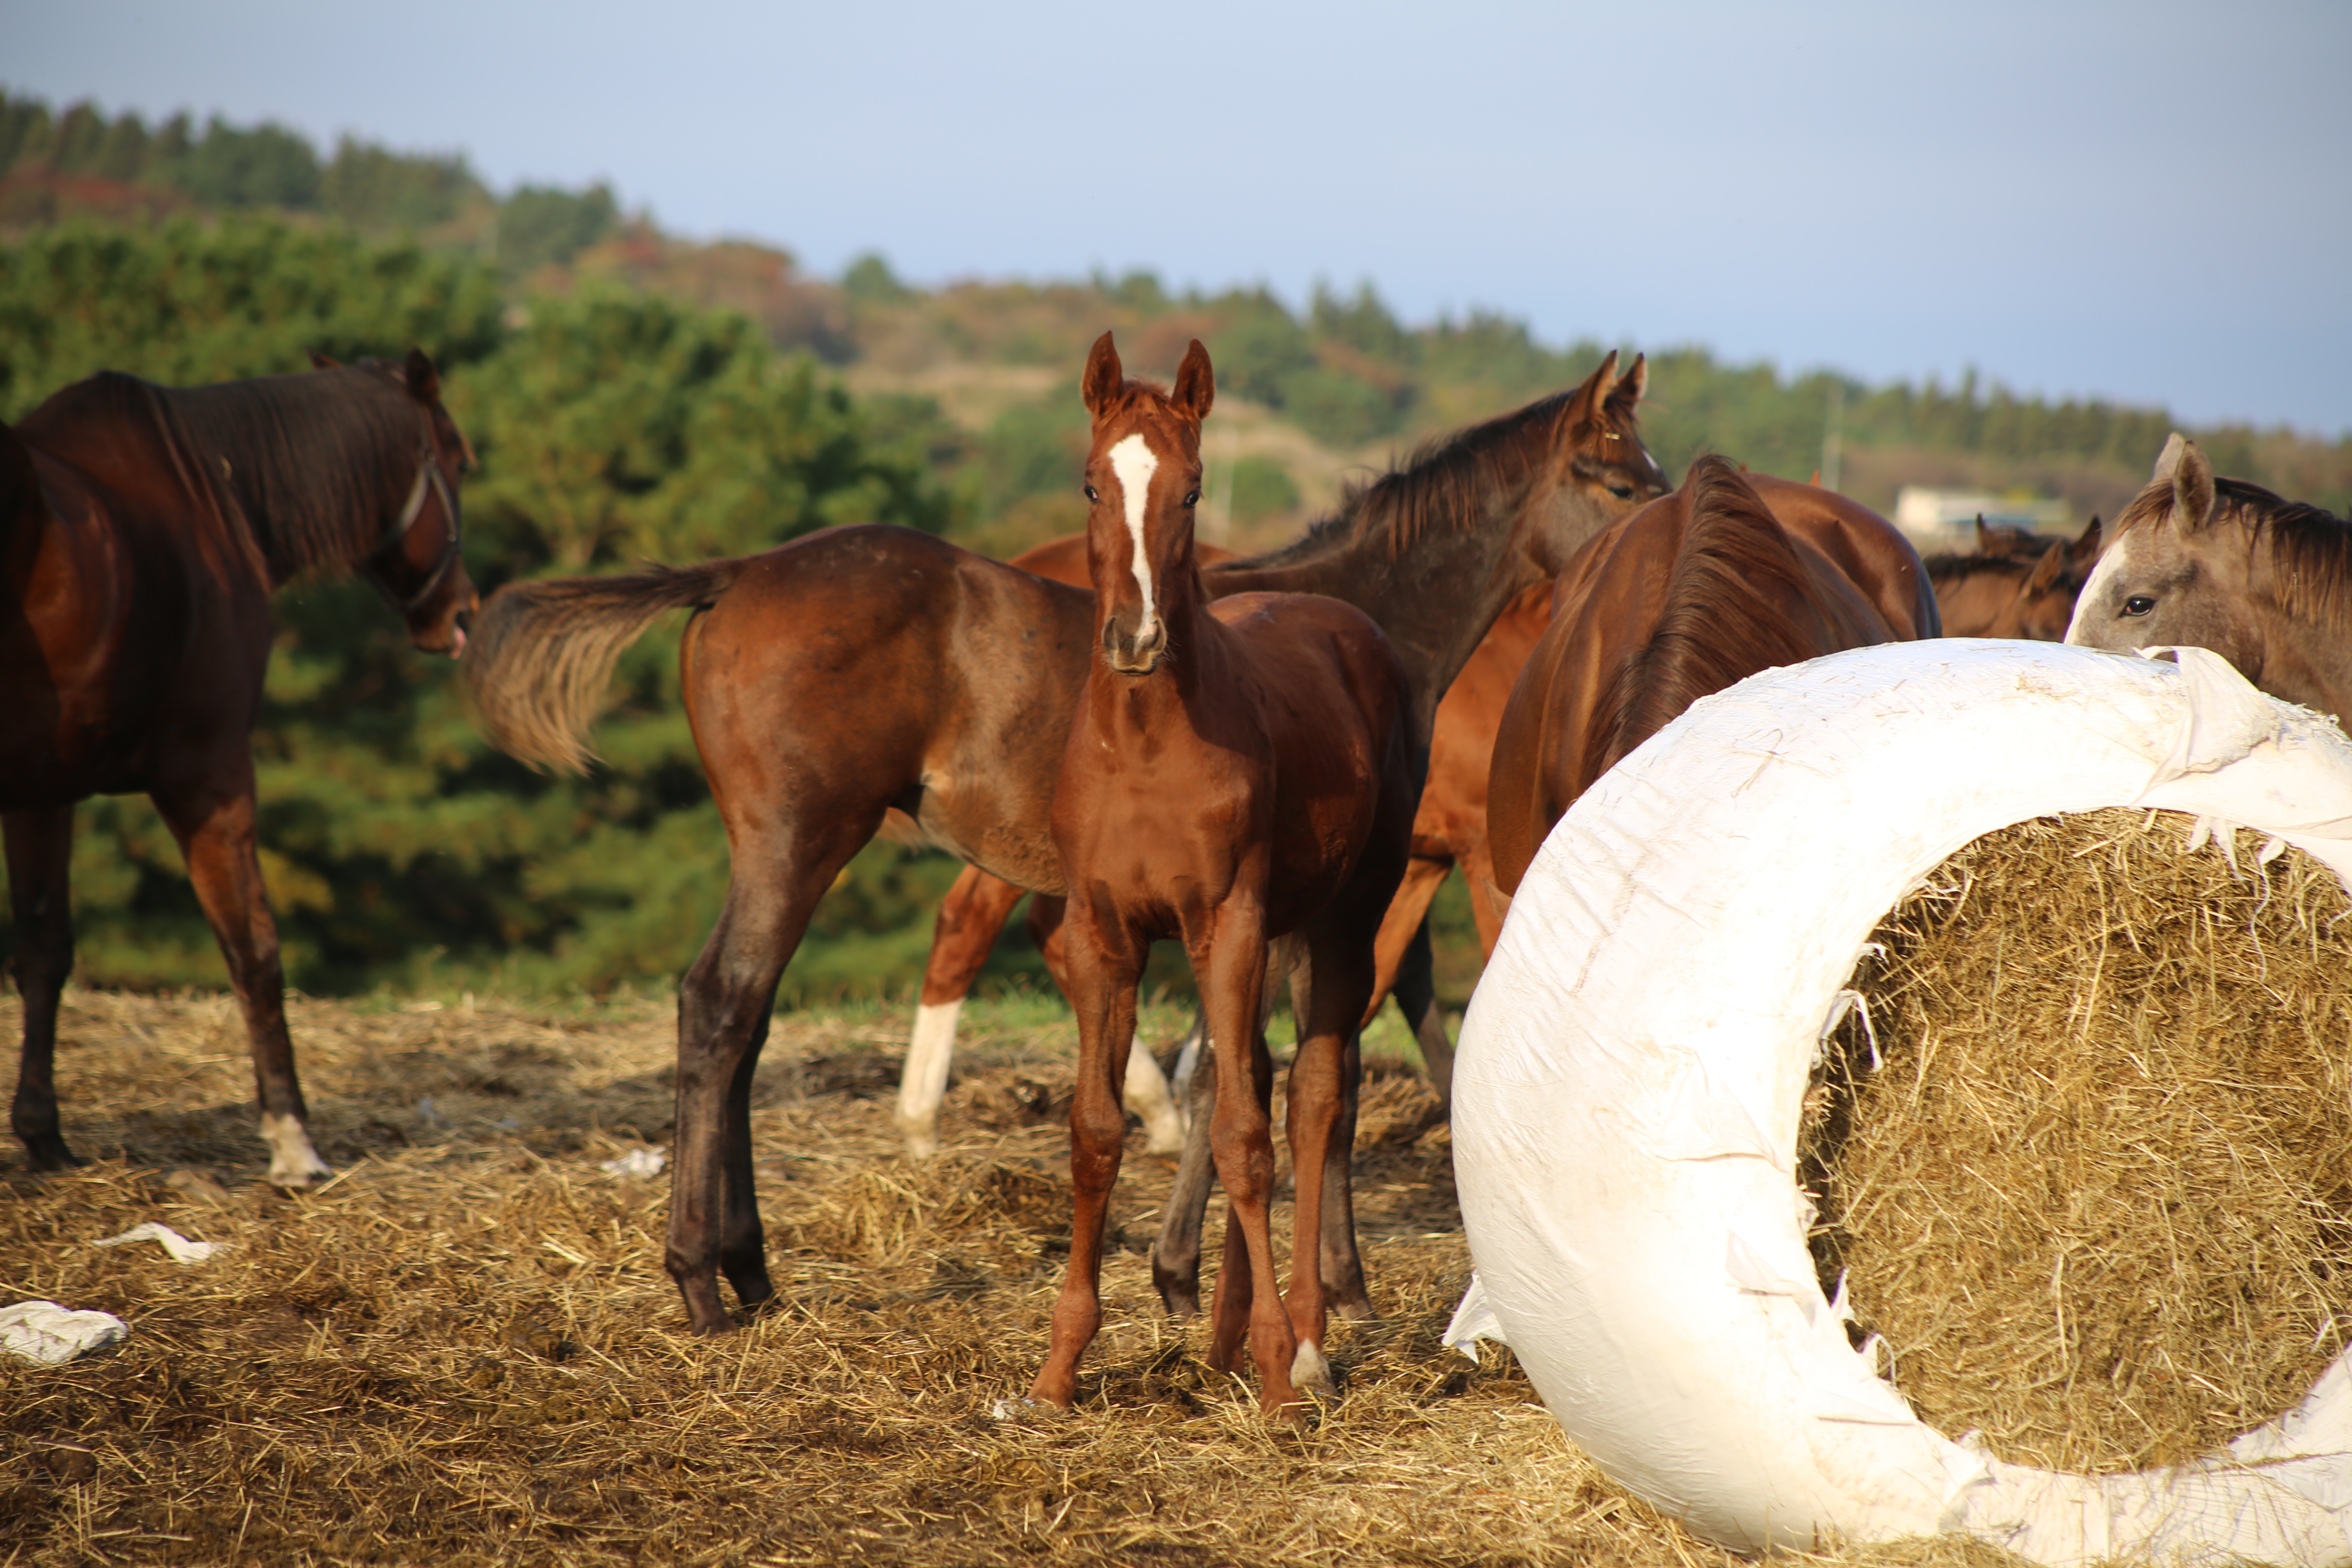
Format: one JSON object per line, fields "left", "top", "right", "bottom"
{"left": 1487, "top": 458, "right": 1936, "bottom": 897}
{"left": 1035, "top": 334, "right": 1411, "bottom": 1415}
{"left": 2066, "top": 433, "right": 2352, "bottom": 723}
{"left": 463, "top": 353, "right": 1667, "bottom": 1334}
{"left": 4, "top": 352, "right": 477, "bottom": 1184}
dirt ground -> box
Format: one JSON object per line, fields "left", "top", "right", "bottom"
{"left": 0, "top": 987, "right": 2018, "bottom": 1568}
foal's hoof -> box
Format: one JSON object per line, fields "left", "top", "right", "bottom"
{"left": 1290, "top": 1340, "right": 1339, "bottom": 1399}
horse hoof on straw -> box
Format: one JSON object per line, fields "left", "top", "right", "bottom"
{"left": 894, "top": 1115, "right": 940, "bottom": 1161}
{"left": 261, "top": 1114, "right": 334, "bottom": 1190}
{"left": 20, "top": 1136, "right": 85, "bottom": 1173}
{"left": 1290, "top": 1341, "right": 1338, "bottom": 1399}
{"left": 1452, "top": 641, "right": 2352, "bottom": 1566}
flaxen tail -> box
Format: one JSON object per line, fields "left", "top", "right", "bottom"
{"left": 464, "top": 559, "right": 750, "bottom": 773}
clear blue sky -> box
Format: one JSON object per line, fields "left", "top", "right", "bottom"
{"left": 9, "top": 0, "right": 2349, "bottom": 434}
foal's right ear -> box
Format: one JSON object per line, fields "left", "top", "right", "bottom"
{"left": 2153, "top": 433, "right": 2216, "bottom": 532}
{"left": 1082, "top": 332, "right": 1124, "bottom": 417}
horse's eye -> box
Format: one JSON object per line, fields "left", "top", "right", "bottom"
{"left": 1085, "top": 485, "right": 1100, "bottom": 503}
{"left": 2123, "top": 595, "right": 2156, "bottom": 616}
{"left": 1607, "top": 483, "right": 1634, "bottom": 499}
{"left": 1183, "top": 491, "right": 1200, "bottom": 508}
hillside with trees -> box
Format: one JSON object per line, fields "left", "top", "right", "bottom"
{"left": 3, "top": 90, "right": 2348, "bottom": 1008}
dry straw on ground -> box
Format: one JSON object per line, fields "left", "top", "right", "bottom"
{"left": 1807, "top": 807, "right": 2352, "bottom": 1475}
{"left": 3, "top": 989, "right": 1819, "bottom": 1568}
{"left": 13, "top": 804, "right": 2337, "bottom": 1565}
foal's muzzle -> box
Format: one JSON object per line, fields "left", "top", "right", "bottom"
{"left": 1104, "top": 617, "right": 1166, "bottom": 675}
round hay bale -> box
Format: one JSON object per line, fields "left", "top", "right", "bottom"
{"left": 1450, "top": 640, "right": 2352, "bottom": 1566}
{"left": 1806, "top": 807, "right": 2352, "bottom": 1475}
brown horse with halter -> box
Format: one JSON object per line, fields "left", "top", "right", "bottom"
{"left": 1035, "top": 333, "right": 1412, "bottom": 1415}
{"left": 3, "top": 352, "right": 477, "bottom": 1184}
{"left": 1927, "top": 514, "right": 2100, "bottom": 639}
{"left": 463, "top": 351, "right": 1665, "bottom": 1335}
{"left": 1487, "top": 458, "right": 1937, "bottom": 897}
{"left": 893, "top": 546, "right": 1547, "bottom": 1154}
{"left": 2066, "top": 433, "right": 2352, "bottom": 723}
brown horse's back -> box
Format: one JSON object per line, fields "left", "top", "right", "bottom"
{"left": 1488, "top": 461, "right": 1931, "bottom": 894}
{"left": 1196, "top": 591, "right": 1412, "bottom": 934}
{"left": 681, "top": 526, "right": 1098, "bottom": 895}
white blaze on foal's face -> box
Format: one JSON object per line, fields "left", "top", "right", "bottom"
{"left": 1107, "top": 432, "right": 1162, "bottom": 641}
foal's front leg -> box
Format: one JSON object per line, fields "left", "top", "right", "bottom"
{"left": 1029, "top": 910, "right": 1143, "bottom": 1408}
{"left": 151, "top": 777, "right": 330, "bottom": 1188}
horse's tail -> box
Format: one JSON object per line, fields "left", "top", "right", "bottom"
{"left": 1592, "top": 456, "right": 1831, "bottom": 780}
{"left": 464, "top": 558, "right": 752, "bottom": 773}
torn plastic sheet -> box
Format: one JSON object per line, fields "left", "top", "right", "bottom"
{"left": 1451, "top": 641, "right": 2352, "bottom": 1567}
{"left": 93, "top": 1221, "right": 223, "bottom": 1264}
{"left": 1, "top": 1300, "right": 129, "bottom": 1365}
{"left": 599, "top": 1147, "right": 668, "bottom": 1178}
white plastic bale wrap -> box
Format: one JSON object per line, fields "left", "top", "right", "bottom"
{"left": 1450, "top": 640, "right": 2352, "bottom": 1568}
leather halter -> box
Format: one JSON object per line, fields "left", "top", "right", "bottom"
{"left": 372, "top": 424, "right": 463, "bottom": 614}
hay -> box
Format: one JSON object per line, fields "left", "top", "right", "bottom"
{"left": 1805, "top": 807, "right": 2352, "bottom": 1475}
{"left": 2, "top": 987, "right": 1832, "bottom": 1568}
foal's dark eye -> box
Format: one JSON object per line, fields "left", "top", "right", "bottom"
{"left": 1183, "top": 491, "right": 1200, "bottom": 508}
{"left": 1606, "top": 483, "right": 1634, "bottom": 499}
{"left": 2123, "top": 595, "right": 2156, "bottom": 616}
{"left": 1084, "top": 485, "right": 1100, "bottom": 503}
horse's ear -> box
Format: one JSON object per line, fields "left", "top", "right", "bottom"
{"left": 403, "top": 347, "right": 441, "bottom": 405}
{"left": 308, "top": 349, "right": 342, "bottom": 370}
{"left": 1082, "top": 332, "right": 1124, "bottom": 417}
{"left": 1171, "top": 339, "right": 1215, "bottom": 423}
{"left": 1606, "top": 352, "right": 1647, "bottom": 414}
{"left": 1573, "top": 350, "right": 1620, "bottom": 421}
{"left": 2071, "top": 515, "right": 2102, "bottom": 566}
{"left": 1973, "top": 515, "right": 1994, "bottom": 554}
{"left": 2166, "top": 437, "right": 2216, "bottom": 532}
{"left": 2024, "top": 539, "right": 2066, "bottom": 594}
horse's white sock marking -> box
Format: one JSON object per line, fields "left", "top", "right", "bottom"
{"left": 1123, "top": 1040, "right": 1183, "bottom": 1154}
{"left": 1291, "top": 1339, "right": 1336, "bottom": 1396}
{"left": 259, "top": 1111, "right": 331, "bottom": 1188}
{"left": 896, "top": 998, "right": 963, "bottom": 1156}
{"left": 1107, "top": 433, "right": 1161, "bottom": 641}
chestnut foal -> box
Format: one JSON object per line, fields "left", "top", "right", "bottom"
{"left": 1031, "top": 335, "right": 1412, "bottom": 1415}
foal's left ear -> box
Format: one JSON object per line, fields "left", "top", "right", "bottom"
{"left": 403, "top": 347, "right": 442, "bottom": 405}
{"left": 1172, "top": 339, "right": 1215, "bottom": 422}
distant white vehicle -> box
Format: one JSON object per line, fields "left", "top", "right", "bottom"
{"left": 1893, "top": 485, "right": 2069, "bottom": 552}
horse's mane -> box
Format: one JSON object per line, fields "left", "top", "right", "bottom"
{"left": 2221, "top": 479, "right": 2352, "bottom": 626}
{"left": 1922, "top": 551, "right": 2031, "bottom": 586}
{"left": 2116, "top": 473, "right": 2352, "bottom": 627}
{"left": 1592, "top": 457, "right": 1834, "bottom": 777}
{"left": 157, "top": 365, "right": 423, "bottom": 581}
{"left": 1225, "top": 381, "right": 1633, "bottom": 569}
